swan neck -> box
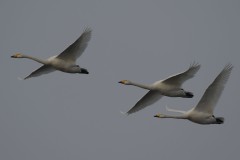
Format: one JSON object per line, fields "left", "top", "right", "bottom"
{"left": 130, "top": 81, "right": 153, "bottom": 90}
{"left": 22, "top": 54, "right": 48, "bottom": 65}
{"left": 162, "top": 114, "right": 187, "bottom": 119}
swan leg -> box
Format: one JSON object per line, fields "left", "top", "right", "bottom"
{"left": 184, "top": 91, "right": 193, "bottom": 98}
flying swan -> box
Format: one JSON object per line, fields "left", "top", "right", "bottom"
{"left": 154, "top": 64, "right": 233, "bottom": 124}
{"left": 119, "top": 63, "right": 201, "bottom": 115}
{"left": 11, "top": 28, "right": 92, "bottom": 79}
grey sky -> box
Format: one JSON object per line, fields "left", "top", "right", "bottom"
{"left": 1, "top": 0, "right": 239, "bottom": 160}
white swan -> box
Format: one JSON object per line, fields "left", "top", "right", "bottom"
{"left": 119, "top": 63, "right": 201, "bottom": 115}
{"left": 154, "top": 64, "right": 233, "bottom": 125}
{"left": 11, "top": 28, "right": 92, "bottom": 79}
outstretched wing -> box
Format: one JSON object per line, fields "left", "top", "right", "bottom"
{"left": 24, "top": 65, "right": 56, "bottom": 79}
{"left": 194, "top": 64, "right": 233, "bottom": 114}
{"left": 57, "top": 28, "right": 92, "bottom": 63}
{"left": 162, "top": 62, "right": 200, "bottom": 87}
{"left": 125, "top": 91, "right": 163, "bottom": 115}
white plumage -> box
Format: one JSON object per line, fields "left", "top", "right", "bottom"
{"left": 119, "top": 63, "right": 200, "bottom": 115}
{"left": 11, "top": 28, "right": 92, "bottom": 79}
{"left": 154, "top": 64, "right": 233, "bottom": 125}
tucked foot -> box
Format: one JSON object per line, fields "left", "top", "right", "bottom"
{"left": 81, "top": 68, "right": 89, "bottom": 74}
{"left": 216, "top": 117, "right": 224, "bottom": 124}
{"left": 185, "top": 91, "right": 194, "bottom": 98}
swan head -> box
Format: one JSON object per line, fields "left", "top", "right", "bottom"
{"left": 118, "top": 80, "right": 131, "bottom": 85}
{"left": 153, "top": 113, "right": 164, "bottom": 118}
{"left": 11, "top": 53, "right": 24, "bottom": 58}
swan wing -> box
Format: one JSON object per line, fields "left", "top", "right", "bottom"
{"left": 24, "top": 65, "right": 56, "bottom": 79}
{"left": 161, "top": 63, "right": 200, "bottom": 87}
{"left": 126, "top": 91, "right": 163, "bottom": 115}
{"left": 57, "top": 28, "right": 92, "bottom": 63}
{"left": 194, "top": 64, "right": 233, "bottom": 114}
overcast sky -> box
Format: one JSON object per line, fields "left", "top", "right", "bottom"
{"left": 1, "top": 0, "right": 239, "bottom": 160}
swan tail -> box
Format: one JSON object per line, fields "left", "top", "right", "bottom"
{"left": 165, "top": 105, "right": 186, "bottom": 114}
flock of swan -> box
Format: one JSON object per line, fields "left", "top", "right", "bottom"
{"left": 11, "top": 28, "right": 233, "bottom": 125}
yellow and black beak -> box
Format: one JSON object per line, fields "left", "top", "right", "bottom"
{"left": 118, "top": 80, "right": 127, "bottom": 84}
{"left": 118, "top": 80, "right": 124, "bottom": 84}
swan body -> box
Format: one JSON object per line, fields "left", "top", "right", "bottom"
{"left": 119, "top": 63, "right": 200, "bottom": 115}
{"left": 11, "top": 28, "right": 91, "bottom": 79}
{"left": 154, "top": 64, "right": 233, "bottom": 125}
{"left": 155, "top": 109, "right": 224, "bottom": 124}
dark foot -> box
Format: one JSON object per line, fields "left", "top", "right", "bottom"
{"left": 216, "top": 117, "right": 224, "bottom": 124}
{"left": 185, "top": 91, "right": 193, "bottom": 98}
{"left": 81, "top": 68, "right": 89, "bottom": 74}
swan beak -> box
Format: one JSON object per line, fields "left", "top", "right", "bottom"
{"left": 154, "top": 113, "right": 160, "bottom": 118}
{"left": 118, "top": 80, "right": 127, "bottom": 84}
{"left": 118, "top": 81, "right": 124, "bottom": 84}
{"left": 11, "top": 53, "right": 22, "bottom": 58}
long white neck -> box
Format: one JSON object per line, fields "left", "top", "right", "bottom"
{"left": 160, "top": 113, "right": 188, "bottom": 119}
{"left": 129, "top": 81, "right": 154, "bottom": 90}
{"left": 22, "top": 54, "right": 49, "bottom": 65}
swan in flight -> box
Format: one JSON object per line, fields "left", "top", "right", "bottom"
{"left": 119, "top": 63, "right": 200, "bottom": 115}
{"left": 11, "top": 28, "right": 92, "bottom": 79}
{"left": 154, "top": 64, "right": 233, "bottom": 124}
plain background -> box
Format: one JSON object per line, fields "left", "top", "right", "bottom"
{"left": 0, "top": 0, "right": 239, "bottom": 160}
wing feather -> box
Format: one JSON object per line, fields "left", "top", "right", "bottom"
{"left": 126, "top": 91, "right": 163, "bottom": 115}
{"left": 194, "top": 64, "right": 233, "bottom": 114}
{"left": 57, "top": 28, "right": 92, "bottom": 63}
{"left": 162, "top": 62, "right": 200, "bottom": 87}
{"left": 24, "top": 65, "right": 56, "bottom": 79}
